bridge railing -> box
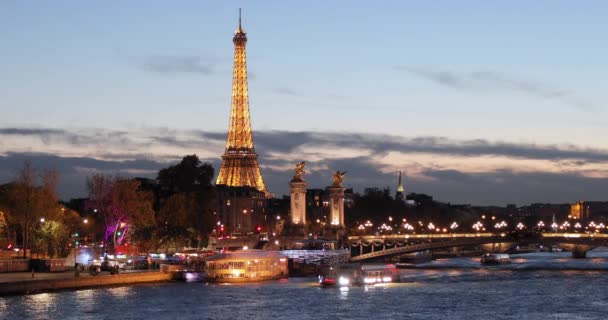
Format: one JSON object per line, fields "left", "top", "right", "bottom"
{"left": 348, "top": 233, "right": 500, "bottom": 241}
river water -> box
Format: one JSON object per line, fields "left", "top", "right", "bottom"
{"left": 3, "top": 251, "right": 608, "bottom": 320}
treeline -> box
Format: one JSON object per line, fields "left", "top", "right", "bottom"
{"left": 0, "top": 162, "right": 78, "bottom": 258}
{"left": 0, "top": 155, "right": 216, "bottom": 258}
{"left": 85, "top": 154, "right": 216, "bottom": 254}
{"left": 346, "top": 187, "right": 478, "bottom": 227}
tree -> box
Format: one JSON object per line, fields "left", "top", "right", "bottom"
{"left": 34, "top": 208, "right": 80, "bottom": 258}
{"left": 157, "top": 155, "right": 214, "bottom": 193}
{"left": 156, "top": 155, "right": 216, "bottom": 248}
{"left": 0, "top": 208, "right": 12, "bottom": 246}
{"left": 0, "top": 161, "right": 60, "bottom": 258}
{"left": 86, "top": 175, "right": 155, "bottom": 250}
{"left": 347, "top": 187, "right": 407, "bottom": 226}
{"left": 156, "top": 193, "right": 199, "bottom": 248}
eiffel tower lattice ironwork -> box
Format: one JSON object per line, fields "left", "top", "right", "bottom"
{"left": 215, "top": 9, "right": 267, "bottom": 193}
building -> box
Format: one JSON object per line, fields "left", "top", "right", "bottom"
{"left": 214, "top": 11, "right": 270, "bottom": 233}
{"left": 570, "top": 201, "right": 608, "bottom": 221}
{"left": 305, "top": 188, "right": 354, "bottom": 224}
{"left": 215, "top": 185, "right": 268, "bottom": 233}
{"left": 570, "top": 201, "right": 589, "bottom": 221}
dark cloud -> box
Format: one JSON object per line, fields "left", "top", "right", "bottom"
{"left": 0, "top": 152, "right": 171, "bottom": 200}
{"left": 0, "top": 127, "right": 129, "bottom": 146}
{"left": 272, "top": 87, "right": 298, "bottom": 96}
{"left": 0, "top": 128, "right": 65, "bottom": 135}
{"left": 416, "top": 169, "right": 608, "bottom": 206}
{"left": 4, "top": 127, "right": 608, "bottom": 163}
{"left": 249, "top": 131, "right": 608, "bottom": 163}
{"left": 260, "top": 156, "right": 608, "bottom": 205}
{"left": 395, "top": 66, "right": 593, "bottom": 111}
{"left": 3, "top": 127, "right": 608, "bottom": 205}
{"left": 139, "top": 56, "right": 215, "bottom": 75}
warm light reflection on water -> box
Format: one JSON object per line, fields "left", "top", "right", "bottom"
{"left": 76, "top": 288, "right": 95, "bottom": 300}
{"left": 106, "top": 286, "right": 132, "bottom": 298}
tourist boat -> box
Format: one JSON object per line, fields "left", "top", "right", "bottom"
{"left": 318, "top": 267, "right": 352, "bottom": 288}
{"left": 204, "top": 250, "right": 288, "bottom": 283}
{"left": 358, "top": 264, "right": 400, "bottom": 284}
{"left": 320, "top": 264, "right": 399, "bottom": 287}
{"left": 319, "top": 273, "right": 338, "bottom": 288}
{"left": 480, "top": 253, "right": 511, "bottom": 265}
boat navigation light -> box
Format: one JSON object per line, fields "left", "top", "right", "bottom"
{"left": 339, "top": 276, "right": 350, "bottom": 286}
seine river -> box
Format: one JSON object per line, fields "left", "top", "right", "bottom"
{"left": 3, "top": 251, "right": 608, "bottom": 320}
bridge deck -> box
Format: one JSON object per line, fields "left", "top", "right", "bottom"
{"left": 348, "top": 233, "right": 608, "bottom": 262}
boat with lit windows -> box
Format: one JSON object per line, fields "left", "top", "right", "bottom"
{"left": 205, "top": 250, "right": 288, "bottom": 283}
{"left": 358, "top": 264, "right": 400, "bottom": 285}
{"left": 319, "top": 264, "right": 399, "bottom": 287}
{"left": 480, "top": 253, "right": 511, "bottom": 265}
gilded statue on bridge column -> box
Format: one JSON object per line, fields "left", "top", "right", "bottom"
{"left": 331, "top": 171, "right": 346, "bottom": 187}
{"left": 293, "top": 161, "right": 306, "bottom": 181}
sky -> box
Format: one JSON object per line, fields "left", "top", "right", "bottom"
{"left": 1, "top": 1, "right": 607, "bottom": 205}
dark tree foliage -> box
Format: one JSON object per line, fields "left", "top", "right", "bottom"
{"left": 347, "top": 187, "right": 408, "bottom": 226}
{"left": 155, "top": 155, "right": 216, "bottom": 247}
{"left": 346, "top": 188, "right": 481, "bottom": 231}
{"left": 157, "top": 155, "right": 214, "bottom": 193}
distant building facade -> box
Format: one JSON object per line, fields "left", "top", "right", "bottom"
{"left": 305, "top": 188, "right": 354, "bottom": 224}
{"left": 570, "top": 201, "right": 608, "bottom": 221}
{"left": 215, "top": 186, "right": 268, "bottom": 233}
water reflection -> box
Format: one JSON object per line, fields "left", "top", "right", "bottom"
{"left": 76, "top": 289, "right": 95, "bottom": 300}
{"left": 339, "top": 286, "right": 349, "bottom": 300}
{"left": 106, "top": 286, "right": 132, "bottom": 298}
{"left": 28, "top": 292, "right": 56, "bottom": 304}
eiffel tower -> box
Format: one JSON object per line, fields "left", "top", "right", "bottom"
{"left": 215, "top": 9, "right": 267, "bottom": 194}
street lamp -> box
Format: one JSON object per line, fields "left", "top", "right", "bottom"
{"left": 450, "top": 222, "right": 459, "bottom": 230}
{"left": 472, "top": 221, "right": 483, "bottom": 232}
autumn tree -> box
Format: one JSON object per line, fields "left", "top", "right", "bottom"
{"left": 86, "top": 174, "right": 155, "bottom": 251}
{"left": 0, "top": 162, "right": 60, "bottom": 258}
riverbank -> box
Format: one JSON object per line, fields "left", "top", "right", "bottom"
{"left": 0, "top": 271, "right": 173, "bottom": 296}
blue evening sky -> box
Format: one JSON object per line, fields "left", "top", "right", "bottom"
{"left": 1, "top": 1, "right": 608, "bottom": 204}
{"left": 2, "top": 1, "right": 606, "bottom": 144}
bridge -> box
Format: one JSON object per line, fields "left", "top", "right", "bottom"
{"left": 348, "top": 233, "right": 608, "bottom": 261}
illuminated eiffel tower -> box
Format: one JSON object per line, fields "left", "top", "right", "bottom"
{"left": 215, "top": 9, "right": 267, "bottom": 193}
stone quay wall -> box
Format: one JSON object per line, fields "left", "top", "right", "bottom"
{"left": 0, "top": 272, "right": 173, "bottom": 296}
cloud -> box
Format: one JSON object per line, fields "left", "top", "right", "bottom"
{"left": 4, "top": 127, "right": 608, "bottom": 164}
{"left": 272, "top": 87, "right": 298, "bottom": 96}
{"left": 3, "top": 126, "right": 608, "bottom": 205}
{"left": 395, "top": 66, "right": 593, "bottom": 111}
{"left": 0, "top": 128, "right": 64, "bottom": 135}
{"left": 139, "top": 56, "right": 215, "bottom": 75}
